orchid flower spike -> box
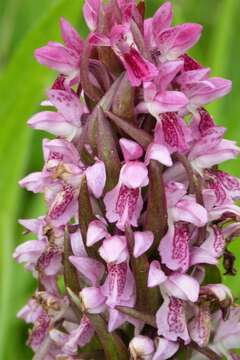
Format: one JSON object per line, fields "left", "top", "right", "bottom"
{"left": 15, "top": 1, "right": 240, "bottom": 359}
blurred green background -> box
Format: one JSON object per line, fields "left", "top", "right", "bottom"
{"left": 0, "top": 0, "right": 239, "bottom": 358}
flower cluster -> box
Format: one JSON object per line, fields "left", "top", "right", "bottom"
{"left": 14, "top": 1, "right": 240, "bottom": 359}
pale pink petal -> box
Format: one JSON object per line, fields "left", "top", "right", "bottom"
{"left": 18, "top": 218, "right": 44, "bottom": 235}
{"left": 150, "top": 91, "right": 188, "bottom": 114}
{"left": 43, "top": 138, "right": 80, "bottom": 164}
{"left": 152, "top": 1, "right": 173, "bottom": 38}
{"left": 99, "top": 236, "right": 128, "bottom": 264}
{"left": 85, "top": 161, "right": 106, "bottom": 198}
{"left": 70, "top": 230, "right": 87, "bottom": 257}
{"left": 119, "top": 138, "right": 144, "bottom": 162}
{"left": 186, "top": 78, "right": 232, "bottom": 107}
{"left": 153, "top": 337, "right": 179, "bottom": 360}
{"left": 209, "top": 204, "right": 240, "bottom": 222}
{"left": 19, "top": 172, "right": 48, "bottom": 193}
{"left": 163, "top": 273, "right": 200, "bottom": 302}
{"left": 133, "top": 231, "right": 154, "bottom": 258}
{"left": 129, "top": 335, "right": 155, "bottom": 360}
{"left": 171, "top": 195, "right": 208, "bottom": 227}
{"left": 145, "top": 143, "right": 172, "bottom": 167}
{"left": 188, "top": 305, "right": 211, "bottom": 347}
{"left": 86, "top": 218, "right": 108, "bottom": 247}
{"left": 200, "top": 225, "right": 225, "bottom": 258}
{"left": 69, "top": 256, "right": 105, "bottom": 286}
{"left": 159, "top": 222, "right": 190, "bottom": 273}
{"left": 47, "top": 90, "right": 83, "bottom": 125}
{"left": 80, "top": 287, "right": 106, "bottom": 314}
{"left": 120, "top": 162, "right": 149, "bottom": 188}
{"left": 165, "top": 181, "right": 186, "bottom": 207}
{"left": 190, "top": 247, "right": 218, "bottom": 267}
{"left": 108, "top": 308, "right": 127, "bottom": 332}
{"left": 148, "top": 261, "right": 167, "bottom": 287}
{"left": 28, "top": 111, "right": 77, "bottom": 139}
{"left": 104, "top": 184, "right": 121, "bottom": 224}
{"left": 156, "top": 296, "right": 190, "bottom": 344}
{"left": 64, "top": 315, "right": 94, "bottom": 350}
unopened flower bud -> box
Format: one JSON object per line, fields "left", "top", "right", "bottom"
{"left": 129, "top": 335, "right": 155, "bottom": 360}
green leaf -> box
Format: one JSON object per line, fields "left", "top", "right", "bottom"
{"left": 125, "top": 226, "right": 160, "bottom": 314}
{"left": 64, "top": 231, "right": 81, "bottom": 294}
{"left": 97, "top": 108, "right": 121, "bottom": 191}
{"left": 112, "top": 72, "right": 135, "bottom": 121}
{"left": 87, "top": 314, "right": 129, "bottom": 360}
{"left": 144, "top": 160, "right": 168, "bottom": 253}
{"left": 106, "top": 111, "right": 152, "bottom": 150}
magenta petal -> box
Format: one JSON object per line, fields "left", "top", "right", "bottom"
{"left": 152, "top": 1, "right": 173, "bottom": 38}
{"left": 133, "top": 231, "right": 154, "bottom": 257}
{"left": 83, "top": 0, "right": 101, "bottom": 31}
{"left": 158, "top": 23, "right": 203, "bottom": 60}
{"left": 60, "top": 17, "right": 83, "bottom": 53}
{"left": 47, "top": 184, "right": 77, "bottom": 226}
{"left": 157, "top": 60, "right": 184, "bottom": 92}
{"left": 35, "top": 45, "right": 79, "bottom": 73}
{"left": 154, "top": 91, "right": 188, "bottom": 113}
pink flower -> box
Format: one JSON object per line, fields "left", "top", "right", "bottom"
{"left": 28, "top": 89, "right": 86, "bottom": 140}
{"left": 156, "top": 295, "right": 190, "bottom": 344}
{"left": 90, "top": 24, "right": 158, "bottom": 86}
{"left": 148, "top": 260, "right": 200, "bottom": 302}
{"left": 35, "top": 17, "right": 83, "bottom": 83}
{"left": 104, "top": 161, "right": 148, "bottom": 230}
